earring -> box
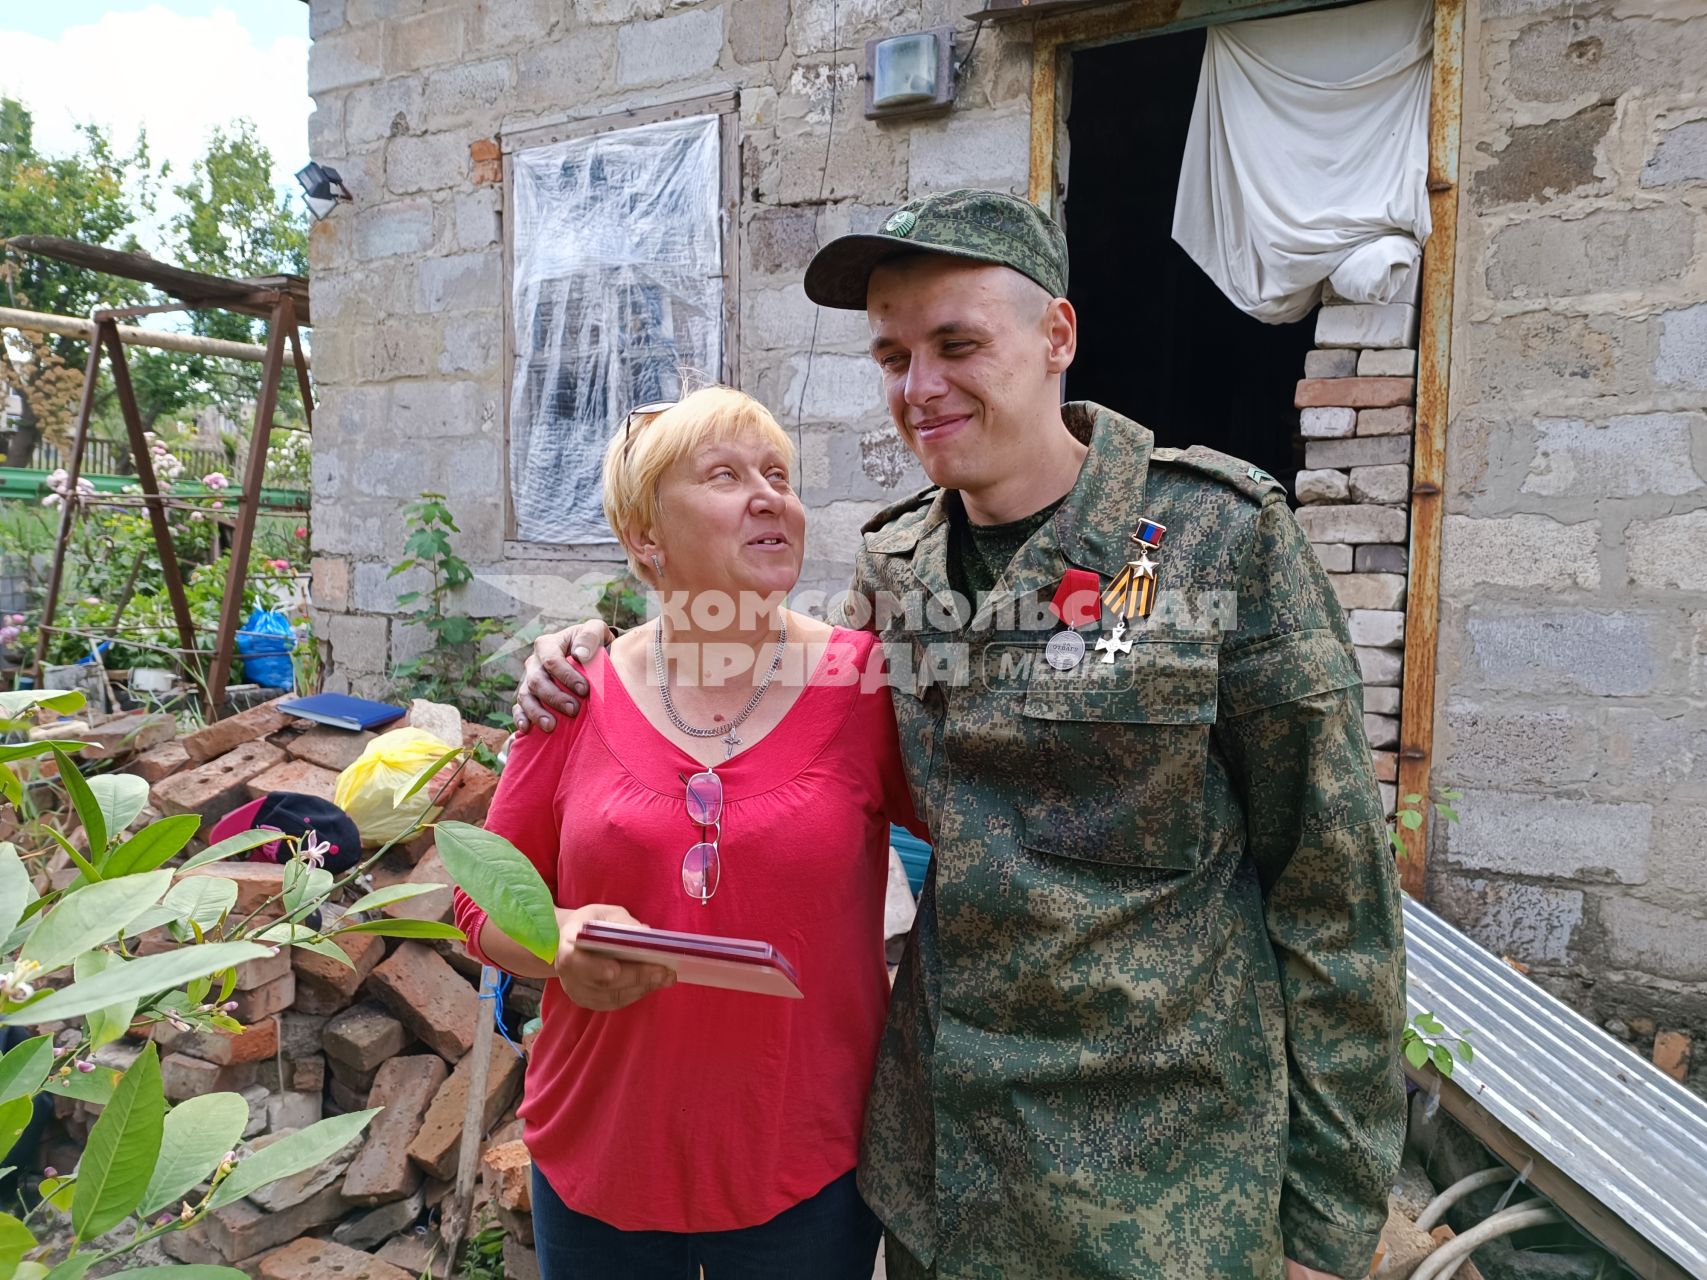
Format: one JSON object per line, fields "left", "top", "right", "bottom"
{"left": 651, "top": 554, "right": 663, "bottom": 578}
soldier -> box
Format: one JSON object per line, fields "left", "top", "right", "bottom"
{"left": 514, "top": 189, "right": 1405, "bottom": 1280}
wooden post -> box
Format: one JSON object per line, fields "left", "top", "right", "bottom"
{"left": 33, "top": 324, "right": 105, "bottom": 685}
{"left": 441, "top": 966, "right": 499, "bottom": 1268}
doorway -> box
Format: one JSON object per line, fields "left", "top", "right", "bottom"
{"left": 1061, "top": 27, "right": 1318, "bottom": 495}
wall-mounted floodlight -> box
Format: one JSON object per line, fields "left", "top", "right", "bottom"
{"left": 294, "top": 162, "right": 352, "bottom": 220}
{"left": 864, "top": 27, "right": 956, "bottom": 120}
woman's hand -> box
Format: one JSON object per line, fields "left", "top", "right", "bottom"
{"left": 553, "top": 904, "right": 675, "bottom": 1011}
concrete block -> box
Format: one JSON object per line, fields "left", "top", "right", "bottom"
{"left": 1294, "top": 377, "right": 1415, "bottom": 409}
{"left": 423, "top": 57, "right": 512, "bottom": 129}
{"left": 1445, "top": 789, "right": 1650, "bottom": 884}
{"left": 1605, "top": 712, "right": 1707, "bottom": 799}
{"left": 406, "top": 1033, "right": 525, "bottom": 1180}
{"left": 417, "top": 252, "right": 500, "bottom": 314}
{"left": 772, "top": 124, "right": 905, "bottom": 205}
{"left": 1304, "top": 349, "right": 1358, "bottom": 378}
{"left": 385, "top": 132, "right": 466, "bottom": 196}
{"left": 1366, "top": 686, "right": 1400, "bottom": 716}
{"left": 1314, "top": 303, "right": 1417, "bottom": 350}
{"left": 1296, "top": 468, "right": 1350, "bottom": 504}
{"left": 184, "top": 697, "right": 294, "bottom": 763}
{"left": 1441, "top": 514, "right": 1599, "bottom": 592}
{"left": 1295, "top": 504, "right": 1408, "bottom": 545}
{"left": 257, "top": 1237, "right": 413, "bottom": 1280}
{"left": 1431, "top": 876, "right": 1584, "bottom": 966}
{"left": 1657, "top": 303, "right": 1707, "bottom": 390}
{"left": 368, "top": 941, "right": 480, "bottom": 1061}
{"left": 1364, "top": 713, "right": 1399, "bottom": 749}
{"left": 383, "top": 6, "right": 463, "bottom": 73}
{"left": 1357, "top": 406, "right": 1414, "bottom": 436}
{"left": 514, "top": 31, "right": 615, "bottom": 107}
{"left": 329, "top": 613, "right": 389, "bottom": 674}
{"left": 352, "top": 200, "right": 434, "bottom": 261}
{"left": 154, "top": 741, "right": 288, "bottom": 824}
{"left": 747, "top": 206, "right": 820, "bottom": 276}
{"left": 1312, "top": 542, "right": 1355, "bottom": 573}
{"left": 438, "top": 312, "right": 501, "bottom": 375}
{"left": 1522, "top": 412, "right": 1705, "bottom": 497}
{"left": 1357, "top": 646, "right": 1403, "bottom": 686}
{"left": 344, "top": 1055, "right": 449, "bottom": 1206}
{"left": 731, "top": 0, "right": 790, "bottom": 61}
{"left": 1627, "top": 509, "right": 1707, "bottom": 591}
{"left": 308, "top": 26, "right": 382, "bottom": 94}
{"left": 1372, "top": 750, "right": 1398, "bottom": 783}
{"left": 1471, "top": 101, "right": 1615, "bottom": 208}
{"left": 1465, "top": 608, "right": 1659, "bottom": 697}
{"left": 344, "top": 77, "right": 424, "bottom": 148}
{"left": 1304, "top": 436, "right": 1412, "bottom": 469}
{"left": 1356, "top": 544, "right": 1408, "bottom": 574}
{"left": 1330, "top": 573, "right": 1407, "bottom": 612}
{"left": 1443, "top": 698, "right": 1599, "bottom": 788}
{"left": 1602, "top": 895, "right": 1707, "bottom": 982}
{"left": 1350, "top": 464, "right": 1410, "bottom": 504}
{"left": 1643, "top": 117, "right": 1707, "bottom": 187}
{"left": 617, "top": 7, "right": 723, "bottom": 86}
{"left": 1300, "top": 407, "right": 1356, "bottom": 439}
{"left": 1462, "top": 311, "right": 1652, "bottom": 404}
{"left": 1349, "top": 609, "right": 1405, "bottom": 648}
{"left": 908, "top": 111, "right": 1031, "bottom": 195}
{"left": 1357, "top": 348, "right": 1417, "bottom": 377}
{"left": 325, "top": 1002, "right": 411, "bottom": 1073}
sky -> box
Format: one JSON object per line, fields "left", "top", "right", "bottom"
{"left": 0, "top": 1, "right": 314, "bottom": 254}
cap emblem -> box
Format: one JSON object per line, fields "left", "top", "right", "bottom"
{"left": 884, "top": 210, "right": 917, "bottom": 237}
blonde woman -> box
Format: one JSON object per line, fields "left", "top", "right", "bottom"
{"left": 452, "top": 387, "right": 923, "bottom": 1279}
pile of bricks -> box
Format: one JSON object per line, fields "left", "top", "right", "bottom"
{"left": 1292, "top": 288, "right": 1421, "bottom": 814}
{"left": 43, "top": 697, "right": 547, "bottom": 1278}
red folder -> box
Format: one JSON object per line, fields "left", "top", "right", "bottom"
{"left": 574, "top": 921, "right": 803, "bottom": 999}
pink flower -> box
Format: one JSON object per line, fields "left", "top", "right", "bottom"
{"left": 190, "top": 512, "right": 205, "bottom": 523}
{"left": 202, "top": 472, "right": 229, "bottom": 490}
{"left": 295, "top": 526, "right": 308, "bottom": 539}
{"left": 210, "top": 500, "right": 223, "bottom": 510}
{"left": 83, "top": 597, "right": 99, "bottom": 606}
{"left": 0, "top": 627, "right": 19, "bottom": 646}
{"left": 268, "top": 558, "right": 290, "bottom": 572}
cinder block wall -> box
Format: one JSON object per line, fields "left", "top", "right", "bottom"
{"left": 303, "top": 0, "right": 1034, "bottom": 696}
{"left": 1431, "top": 0, "right": 1707, "bottom": 1085}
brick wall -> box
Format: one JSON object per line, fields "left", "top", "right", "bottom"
{"left": 1430, "top": 0, "right": 1707, "bottom": 1089}
{"left": 303, "top": 0, "right": 1033, "bottom": 695}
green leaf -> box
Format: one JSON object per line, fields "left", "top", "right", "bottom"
{"left": 0, "top": 1094, "right": 34, "bottom": 1163}
{"left": 1429, "top": 1043, "right": 1455, "bottom": 1077}
{"left": 50, "top": 746, "right": 109, "bottom": 862}
{"left": 87, "top": 774, "right": 152, "bottom": 859}
{"left": 334, "top": 919, "right": 464, "bottom": 941}
{"left": 178, "top": 829, "right": 290, "bottom": 874}
{"left": 209, "top": 1109, "right": 380, "bottom": 1209}
{"left": 1436, "top": 805, "right": 1460, "bottom": 824}
{"left": 1402, "top": 793, "right": 1422, "bottom": 805}
{"left": 73, "top": 1040, "right": 165, "bottom": 1242}
{"left": 434, "top": 821, "right": 557, "bottom": 963}
{"left": 1416, "top": 1013, "right": 1445, "bottom": 1034}
{"left": 42, "top": 1259, "right": 94, "bottom": 1280}
{"left": 345, "top": 883, "right": 448, "bottom": 915}
{"left": 281, "top": 862, "right": 334, "bottom": 921}
{"left": 393, "top": 747, "right": 463, "bottom": 807}
{"left": 39, "top": 1172, "right": 78, "bottom": 1213}
{"left": 160, "top": 876, "right": 239, "bottom": 936}
{"left": 77, "top": 951, "right": 142, "bottom": 1050}
{"left": 105, "top": 815, "right": 202, "bottom": 879}
{"left": 1457, "top": 1040, "right": 1475, "bottom": 1065}
{"left": 45, "top": 826, "right": 103, "bottom": 885}
{"left": 21, "top": 870, "right": 173, "bottom": 973}
{"left": 0, "top": 687, "right": 87, "bottom": 725}
{"left": 255, "top": 923, "right": 353, "bottom": 968}
{"left": 140, "top": 1092, "right": 249, "bottom": 1218}
{"left": 43, "top": 1065, "right": 121, "bottom": 1106}
{"left": 1439, "top": 789, "right": 1463, "bottom": 801}
{"left": 0, "top": 1034, "right": 54, "bottom": 1104}
{"left": 0, "top": 763, "right": 20, "bottom": 808}
{"left": 0, "top": 742, "right": 89, "bottom": 764}
{"left": 1403, "top": 1037, "right": 1429, "bottom": 1070}
{"left": 2, "top": 941, "right": 272, "bottom": 1027}
{"left": 1399, "top": 810, "right": 1423, "bottom": 831}
{"left": 0, "top": 842, "right": 34, "bottom": 940}
{"left": 0, "top": 1211, "right": 36, "bottom": 1276}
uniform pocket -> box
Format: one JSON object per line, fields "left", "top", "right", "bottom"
{"left": 1017, "top": 639, "right": 1218, "bottom": 871}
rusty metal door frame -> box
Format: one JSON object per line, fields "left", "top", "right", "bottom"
{"left": 1026, "top": 0, "right": 1466, "bottom": 897}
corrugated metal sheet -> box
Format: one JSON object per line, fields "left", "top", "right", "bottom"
{"left": 1404, "top": 898, "right": 1707, "bottom": 1279}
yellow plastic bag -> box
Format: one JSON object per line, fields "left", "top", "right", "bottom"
{"left": 334, "top": 727, "right": 458, "bottom": 847}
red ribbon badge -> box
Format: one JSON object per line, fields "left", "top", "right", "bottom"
{"left": 1050, "top": 569, "right": 1102, "bottom": 628}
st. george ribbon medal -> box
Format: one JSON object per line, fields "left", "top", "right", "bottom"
{"left": 1098, "top": 519, "right": 1166, "bottom": 662}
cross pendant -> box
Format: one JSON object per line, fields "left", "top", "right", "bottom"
{"left": 1095, "top": 619, "right": 1134, "bottom": 664}
{"left": 722, "top": 730, "right": 742, "bottom": 759}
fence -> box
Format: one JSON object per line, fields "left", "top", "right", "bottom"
{"left": 21, "top": 438, "right": 228, "bottom": 479}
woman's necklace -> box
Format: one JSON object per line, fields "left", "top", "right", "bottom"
{"left": 653, "top": 615, "right": 790, "bottom": 760}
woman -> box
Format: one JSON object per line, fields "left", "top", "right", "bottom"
{"left": 451, "top": 386, "right": 923, "bottom": 1279}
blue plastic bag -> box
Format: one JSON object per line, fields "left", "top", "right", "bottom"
{"left": 236, "top": 607, "right": 295, "bottom": 690}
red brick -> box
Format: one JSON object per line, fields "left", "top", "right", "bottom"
{"left": 245, "top": 757, "right": 342, "bottom": 804}
{"left": 329, "top": 1053, "right": 382, "bottom": 1093}
{"left": 472, "top": 157, "right": 501, "bottom": 185}
{"left": 292, "top": 928, "right": 384, "bottom": 995}
{"left": 438, "top": 760, "right": 499, "bottom": 827}
{"left": 183, "top": 696, "right": 295, "bottom": 763}
{"left": 233, "top": 947, "right": 294, "bottom": 992}
{"left": 469, "top": 138, "right": 500, "bottom": 165}
{"left": 258, "top": 1237, "right": 413, "bottom": 1280}
{"left": 152, "top": 1015, "right": 278, "bottom": 1066}
{"left": 325, "top": 1001, "right": 410, "bottom": 1073}
{"left": 1294, "top": 376, "right": 1416, "bottom": 410}
{"left": 367, "top": 941, "right": 480, "bottom": 1061}
{"left": 407, "top": 1033, "right": 524, "bottom": 1181}
{"left": 285, "top": 1052, "right": 325, "bottom": 1093}
{"left": 161, "top": 1051, "right": 258, "bottom": 1101}
{"left": 329, "top": 1075, "right": 371, "bottom": 1112}
{"left": 283, "top": 725, "right": 376, "bottom": 772}
{"left": 167, "top": 1183, "right": 345, "bottom": 1265}
{"left": 463, "top": 722, "right": 509, "bottom": 756}
{"left": 78, "top": 711, "right": 177, "bottom": 761}
{"left": 343, "top": 1054, "right": 449, "bottom": 1206}
{"left": 153, "top": 740, "right": 286, "bottom": 824}
{"left": 124, "top": 739, "right": 192, "bottom": 785}
{"left": 381, "top": 847, "right": 453, "bottom": 924}
{"left": 482, "top": 1139, "right": 532, "bottom": 1213}
{"left": 174, "top": 861, "right": 287, "bottom": 918}
{"left": 293, "top": 971, "right": 361, "bottom": 1017}
{"left": 229, "top": 972, "right": 295, "bottom": 1022}
{"left": 376, "top": 1235, "right": 445, "bottom": 1278}
{"left": 1654, "top": 1029, "right": 1692, "bottom": 1082}
{"left": 1372, "top": 750, "right": 1398, "bottom": 783}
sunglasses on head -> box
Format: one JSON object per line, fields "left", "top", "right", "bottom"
{"left": 622, "top": 399, "right": 678, "bottom": 453}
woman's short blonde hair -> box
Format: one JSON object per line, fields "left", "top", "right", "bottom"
{"left": 602, "top": 385, "right": 796, "bottom": 583}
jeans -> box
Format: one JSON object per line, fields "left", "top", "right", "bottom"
{"left": 531, "top": 1165, "right": 882, "bottom": 1280}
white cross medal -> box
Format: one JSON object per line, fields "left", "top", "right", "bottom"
{"left": 1097, "top": 518, "right": 1166, "bottom": 662}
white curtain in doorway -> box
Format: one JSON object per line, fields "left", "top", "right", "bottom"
{"left": 1171, "top": 0, "right": 1434, "bottom": 324}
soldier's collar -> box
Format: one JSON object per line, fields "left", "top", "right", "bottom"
{"left": 1047, "top": 402, "right": 1154, "bottom": 575}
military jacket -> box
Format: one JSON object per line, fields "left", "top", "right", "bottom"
{"left": 849, "top": 404, "right": 1405, "bottom": 1280}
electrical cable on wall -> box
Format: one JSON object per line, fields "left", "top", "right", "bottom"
{"left": 794, "top": 0, "right": 838, "bottom": 455}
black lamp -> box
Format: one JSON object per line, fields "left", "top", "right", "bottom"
{"left": 294, "top": 162, "right": 352, "bottom": 220}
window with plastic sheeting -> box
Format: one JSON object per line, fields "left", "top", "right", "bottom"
{"left": 505, "top": 109, "right": 732, "bottom": 546}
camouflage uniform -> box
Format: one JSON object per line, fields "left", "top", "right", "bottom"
{"left": 849, "top": 403, "right": 1406, "bottom": 1280}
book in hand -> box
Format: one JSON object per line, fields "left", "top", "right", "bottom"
{"left": 277, "top": 693, "right": 407, "bottom": 732}
{"left": 574, "top": 921, "right": 803, "bottom": 999}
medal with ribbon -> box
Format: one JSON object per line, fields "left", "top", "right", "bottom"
{"left": 1096, "top": 518, "right": 1166, "bottom": 662}
{"left": 1045, "top": 569, "right": 1101, "bottom": 670}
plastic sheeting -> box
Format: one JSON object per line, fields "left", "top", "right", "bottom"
{"left": 1172, "top": 0, "right": 1434, "bottom": 325}
{"left": 509, "top": 114, "right": 723, "bottom": 543}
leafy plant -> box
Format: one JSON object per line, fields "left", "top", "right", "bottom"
{"left": 1389, "top": 787, "right": 1461, "bottom": 863}
{"left": 389, "top": 494, "right": 515, "bottom": 729}
{"left": 1404, "top": 1011, "right": 1473, "bottom": 1079}
{"left": 595, "top": 572, "right": 648, "bottom": 633}
{"left": 458, "top": 1222, "right": 507, "bottom": 1280}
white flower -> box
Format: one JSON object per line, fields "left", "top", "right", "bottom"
{"left": 298, "top": 829, "right": 333, "bottom": 870}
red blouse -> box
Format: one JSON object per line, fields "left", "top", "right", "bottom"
{"left": 452, "top": 627, "right": 920, "bottom": 1232}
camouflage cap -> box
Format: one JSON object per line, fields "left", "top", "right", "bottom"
{"left": 803, "top": 188, "right": 1069, "bottom": 310}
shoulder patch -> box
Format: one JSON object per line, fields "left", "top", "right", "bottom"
{"left": 861, "top": 483, "right": 939, "bottom": 537}
{"left": 1152, "top": 445, "right": 1285, "bottom": 504}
